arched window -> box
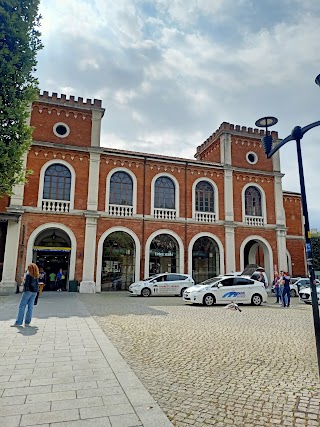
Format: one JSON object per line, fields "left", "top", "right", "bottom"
{"left": 109, "top": 172, "right": 133, "bottom": 206}
{"left": 154, "top": 177, "right": 175, "bottom": 209}
{"left": 245, "top": 186, "right": 262, "bottom": 216}
{"left": 195, "top": 181, "right": 214, "bottom": 212}
{"left": 43, "top": 164, "right": 71, "bottom": 201}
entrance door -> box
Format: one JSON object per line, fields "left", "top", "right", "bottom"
{"left": 101, "top": 231, "right": 135, "bottom": 291}
{"left": 33, "top": 228, "right": 71, "bottom": 291}
{"left": 149, "top": 234, "right": 179, "bottom": 276}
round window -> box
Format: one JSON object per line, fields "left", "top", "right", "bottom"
{"left": 246, "top": 152, "right": 258, "bottom": 165}
{"left": 53, "top": 122, "right": 70, "bottom": 138}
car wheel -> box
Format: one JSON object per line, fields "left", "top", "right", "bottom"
{"left": 251, "top": 294, "right": 262, "bottom": 306}
{"left": 180, "top": 287, "right": 187, "bottom": 297}
{"left": 290, "top": 289, "right": 297, "bottom": 297}
{"left": 141, "top": 288, "right": 151, "bottom": 297}
{"left": 203, "top": 294, "right": 215, "bottom": 306}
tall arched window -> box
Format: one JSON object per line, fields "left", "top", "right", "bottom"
{"left": 245, "top": 186, "right": 262, "bottom": 216}
{"left": 154, "top": 177, "right": 175, "bottom": 209}
{"left": 43, "top": 164, "right": 71, "bottom": 201}
{"left": 195, "top": 181, "right": 214, "bottom": 212}
{"left": 109, "top": 172, "right": 133, "bottom": 206}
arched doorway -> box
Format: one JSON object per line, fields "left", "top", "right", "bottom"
{"left": 192, "top": 236, "right": 220, "bottom": 283}
{"left": 33, "top": 228, "right": 71, "bottom": 291}
{"left": 149, "top": 234, "right": 179, "bottom": 276}
{"left": 101, "top": 231, "right": 135, "bottom": 291}
{"left": 240, "top": 236, "right": 273, "bottom": 282}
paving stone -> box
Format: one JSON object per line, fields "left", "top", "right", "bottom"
{"left": 80, "top": 403, "right": 134, "bottom": 419}
{"left": 20, "top": 409, "right": 80, "bottom": 426}
{"left": 51, "top": 396, "right": 103, "bottom": 411}
{"left": 50, "top": 417, "right": 112, "bottom": 427}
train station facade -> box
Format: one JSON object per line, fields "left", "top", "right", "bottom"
{"left": 0, "top": 92, "right": 306, "bottom": 293}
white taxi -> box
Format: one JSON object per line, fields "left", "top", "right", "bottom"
{"left": 129, "top": 273, "right": 194, "bottom": 297}
{"left": 299, "top": 284, "right": 320, "bottom": 304}
{"left": 183, "top": 275, "right": 267, "bottom": 306}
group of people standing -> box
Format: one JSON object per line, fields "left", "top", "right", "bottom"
{"left": 273, "top": 271, "right": 291, "bottom": 307}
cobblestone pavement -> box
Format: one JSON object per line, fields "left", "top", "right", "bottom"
{"left": 79, "top": 293, "right": 320, "bottom": 427}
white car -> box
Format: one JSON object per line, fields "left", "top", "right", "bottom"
{"left": 299, "top": 284, "right": 320, "bottom": 304}
{"left": 272, "top": 278, "right": 320, "bottom": 297}
{"left": 183, "top": 275, "right": 268, "bottom": 306}
{"left": 129, "top": 273, "right": 194, "bottom": 297}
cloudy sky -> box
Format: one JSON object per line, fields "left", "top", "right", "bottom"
{"left": 36, "top": 0, "right": 320, "bottom": 228}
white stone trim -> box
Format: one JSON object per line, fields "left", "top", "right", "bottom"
{"left": 87, "top": 152, "right": 100, "bottom": 211}
{"left": 26, "top": 223, "right": 77, "bottom": 281}
{"left": 187, "top": 232, "right": 224, "bottom": 277}
{"left": 91, "top": 110, "right": 103, "bottom": 147}
{"left": 150, "top": 173, "right": 180, "bottom": 218}
{"left": 246, "top": 151, "right": 258, "bottom": 165}
{"left": 224, "top": 169, "right": 234, "bottom": 221}
{"left": 241, "top": 182, "right": 267, "bottom": 224}
{"left": 192, "top": 177, "right": 219, "bottom": 221}
{"left": 10, "top": 150, "right": 28, "bottom": 206}
{"left": 144, "top": 229, "right": 184, "bottom": 278}
{"left": 53, "top": 122, "right": 70, "bottom": 138}
{"left": 96, "top": 226, "right": 141, "bottom": 293}
{"left": 37, "top": 160, "right": 76, "bottom": 210}
{"left": 286, "top": 249, "right": 292, "bottom": 276}
{"left": 239, "top": 235, "right": 274, "bottom": 282}
{"left": 105, "top": 167, "right": 137, "bottom": 214}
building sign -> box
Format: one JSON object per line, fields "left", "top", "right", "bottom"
{"left": 33, "top": 246, "right": 71, "bottom": 252}
{"left": 150, "top": 250, "right": 175, "bottom": 257}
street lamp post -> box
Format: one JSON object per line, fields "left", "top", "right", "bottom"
{"left": 255, "top": 74, "right": 320, "bottom": 377}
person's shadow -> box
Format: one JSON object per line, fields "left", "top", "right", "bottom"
{"left": 17, "top": 327, "right": 39, "bottom": 336}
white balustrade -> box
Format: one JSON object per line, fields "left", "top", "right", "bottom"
{"left": 109, "top": 204, "right": 133, "bottom": 217}
{"left": 42, "top": 199, "right": 70, "bottom": 213}
{"left": 245, "top": 215, "right": 264, "bottom": 226}
{"left": 195, "top": 212, "right": 216, "bottom": 223}
{"left": 153, "top": 208, "right": 177, "bottom": 220}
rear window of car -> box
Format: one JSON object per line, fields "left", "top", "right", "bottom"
{"left": 166, "top": 274, "right": 187, "bottom": 281}
{"left": 234, "top": 278, "right": 254, "bottom": 286}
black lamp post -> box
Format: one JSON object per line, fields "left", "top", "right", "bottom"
{"left": 255, "top": 75, "right": 320, "bottom": 376}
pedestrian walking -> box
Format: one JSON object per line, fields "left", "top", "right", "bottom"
{"left": 11, "top": 263, "right": 39, "bottom": 327}
{"left": 280, "top": 271, "right": 291, "bottom": 307}
{"left": 56, "top": 268, "right": 65, "bottom": 292}
{"left": 49, "top": 271, "right": 56, "bottom": 290}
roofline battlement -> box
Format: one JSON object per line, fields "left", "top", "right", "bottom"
{"left": 196, "top": 122, "right": 279, "bottom": 156}
{"left": 38, "top": 91, "right": 103, "bottom": 110}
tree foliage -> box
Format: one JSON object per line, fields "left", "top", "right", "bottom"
{"left": 0, "top": 0, "right": 42, "bottom": 196}
{"left": 311, "top": 237, "right": 320, "bottom": 270}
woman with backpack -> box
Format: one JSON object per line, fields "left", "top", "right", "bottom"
{"left": 11, "top": 263, "right": 39, "bottom": 327}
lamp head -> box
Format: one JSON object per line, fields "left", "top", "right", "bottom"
{"left": 315, "top": 74, "right": 320, "bottom": 87}
{"left": 255, "top": 116, "right": 278, "bottom": 128}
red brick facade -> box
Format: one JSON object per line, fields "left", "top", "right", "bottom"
{"left": 0, "top": 92, "right": 306, "bottom": 293}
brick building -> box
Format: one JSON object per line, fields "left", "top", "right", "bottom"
{"left": 0, "top": 92, "right": 306, "bottom": 294}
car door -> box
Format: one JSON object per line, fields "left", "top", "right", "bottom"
{"left": 150, "top": 274, "right": 167, "bottom": 295}
{"left": 215, "top": 278, "right": 237, "bottom": 302}
{"left": 165, "top": 274, "right": 181, "bottom": 295}
{"left": 233, "top": 277, "right": 255, "bottom": 302}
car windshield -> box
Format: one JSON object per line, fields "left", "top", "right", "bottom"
{"left": 142, "top": 275, "right": 159, "bottom": 281}
{"left": 197, "top": 277, "right": 221, "bottom": 286}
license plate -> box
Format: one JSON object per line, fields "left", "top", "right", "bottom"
{"left": 301, "top": 295, "right": 307, "bottom": 299}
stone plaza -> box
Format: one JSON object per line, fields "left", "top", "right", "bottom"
{"left": 1, "top": 292, "right": 320, "bottom": 427}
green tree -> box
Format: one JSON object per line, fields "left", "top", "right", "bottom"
{"left": 311, "top": 237, "right": 320, "bottom": 270}
{"left": 0, "top": 0, "right": 42, "bottom": 196}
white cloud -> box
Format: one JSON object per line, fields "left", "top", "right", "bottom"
{"left": 37, "top": 0, "right": 320, "bottom": 227}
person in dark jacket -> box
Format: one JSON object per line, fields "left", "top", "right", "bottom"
{"left": 12, "top": 263, "right": 39, "bottom": 327}
{"left": 281, "top": 271, "right": 291, "bottom": 308}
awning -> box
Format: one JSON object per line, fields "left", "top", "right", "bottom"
{"left": 33, "top": 246, "right": 71, "bottom": 252}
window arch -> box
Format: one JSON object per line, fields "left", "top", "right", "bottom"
{"left": 43, "top": 164, "right": 71, "bottom": 201}
{"left": 245, "top": 186, "right": 262, "bottom": 216}
{"left": 154, "top": 176, "right": 175, "bottom": 209}
{"left": 195, "top": 181, "right": 214, "bottom": 212}
{"left": 109, "top": 171, "right": 133, "bottom": 206}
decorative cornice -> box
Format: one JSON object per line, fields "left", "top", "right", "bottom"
{"left": 32, "top": 104, "right": 90, "bottom": 120}
{"left": 30, "top": 147, "right": 90, "bottom": 162}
